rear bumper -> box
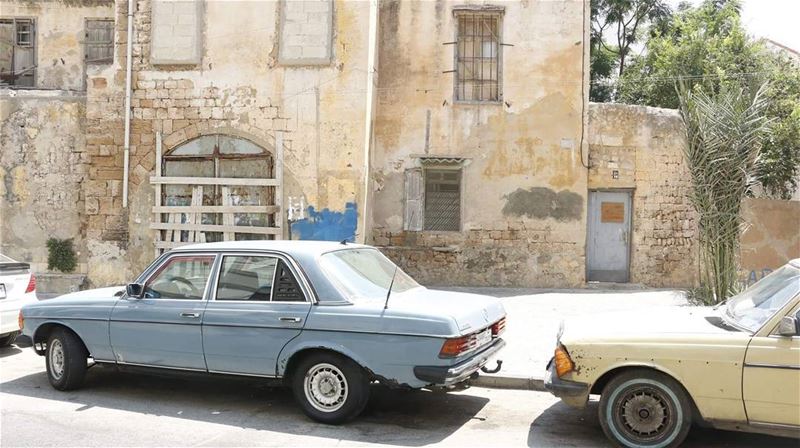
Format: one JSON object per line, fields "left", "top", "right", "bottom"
{"left": 544, "top": 358, "right": 590, "bottom": 408}
{"left": 0, "top": 294, "right": 36, "bottom": 336}
{"left": 413, "top": 338, "right": 505, "bottom": 386}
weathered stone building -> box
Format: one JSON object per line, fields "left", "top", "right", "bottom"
{"left": 2, "top": 0, "right": 797, "bottom": 289}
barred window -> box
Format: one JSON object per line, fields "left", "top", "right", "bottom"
{"left": 85, "top": 19, "right": 114, "bottom": 64}
{"left": 424, "top": 169, "right": 461, "bottom": 231}
{"left": 455, "top": 13, "right": 501, "bottom": 102}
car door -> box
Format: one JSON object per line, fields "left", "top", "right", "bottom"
{"left": 742, "top": 300, "right": 800, "bottom": 427}
{"left": 202, "top": 253, "right": 311, "bottom": 376}
{"left": 109, "top": 254, "right": 217, "bottom": 370}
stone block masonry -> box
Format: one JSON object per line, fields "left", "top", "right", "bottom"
{"left": 279, "top": 0, "right": 333, "bottom": 65}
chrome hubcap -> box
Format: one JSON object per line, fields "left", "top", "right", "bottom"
{"left": 620, "top": 390, "right": 669, "bottom": 436}
{"left": 304, "top": 363, "right": 348, "bottom": 413}
{"left": 49, "top": 340, "right": 65, "bottom": 380}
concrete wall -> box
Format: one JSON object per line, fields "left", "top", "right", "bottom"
{"left": 371, "top": 0, "right": 590, "bottom": 287}
{"left": 0, "top": 0, "right": 114, "bottom": 90}
{"left": 740, "top": 198, "right": 800, "bottom": 284}
{"left": 0, "top": 90, "right": 88, "bottom": 273}
{"left": 83, "top": 0, "right": 372, "bottom": 285}
{"left": 588, "top": 103, "right": 699, "bottom": 287}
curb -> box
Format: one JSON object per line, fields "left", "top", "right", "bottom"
{"left": 472, "top": 374, "right": 546, "bottom": 392}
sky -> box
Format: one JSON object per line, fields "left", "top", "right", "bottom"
{"left": 668, "top": 0, "right": 800, "bottom": 51}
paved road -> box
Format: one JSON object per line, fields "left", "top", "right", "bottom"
{"left": 1, "top": 341, "right": 794, "bottom": 447}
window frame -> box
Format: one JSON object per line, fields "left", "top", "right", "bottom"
{"left": 141, "top": 253, "right": 219, "bottom": 301}
{"left": 209, "top": 251, "right": 311, "bottom": 304}
{"left": 84, "top": 18, "right": 114, "bottom": 65}
{"left": 452, "top": 10, "right": 504, "bottom": 104}
{"left": 0, "top": 17, "right": 37, "bottom": 87}
{"left": 422, "top": 166, "right": 463, "bottom": 232}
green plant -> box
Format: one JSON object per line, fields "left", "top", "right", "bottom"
{"left": 46, "top": 238, "right": 77, "bottom": 273}
{"left": 677, "top": 81, "right": 772, "bottom": 304}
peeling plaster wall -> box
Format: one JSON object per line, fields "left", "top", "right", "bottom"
{"left": 83, "top": 0, "right": 372, "bottom": 285}
{"left": 371, "top": 0, "right": 589, "bottom": 287}
{"left": 0, "top": 0, "right": 114, "bottom": 90}
{"left": 588, "top": 103, "right": 699, "bottom": 287}
{"left": 740, "top": 198, "right": 800, "bottom": 285}
{"left": 0, "top": 90, "right": 88, "bottom": 273}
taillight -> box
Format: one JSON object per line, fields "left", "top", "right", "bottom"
{"left": 18, "top": 311, "right": 24, "bottom": 330}
{"left": 554, "top": 344, "right": 575, "bottom": 377}
{"left": 491, "top": 317, "right": 506, "bottom": 337}
{"left": 25, "top": 274, "right": 36, "bottom": 293}
{"left": 439, "top": 334, "right": 478, "bottom": 358}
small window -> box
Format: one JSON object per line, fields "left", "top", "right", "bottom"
{"left": 16, "top": 21, "right": 32, "bottom": 46}
{"left": 216, "top": 256, "right": 277, "bottom": 301}
{"left": 144, "top": 256, "right": 214, "bottom": 300}
{"left": 424, "top": 169, "right": 462, "bottom": 231}
{"left": 85, "top": 19, "right": 114, "bottom": 64}
{"left": 454, "top": 12, "right": 502, "bottom": 102}
{"left": 272, "top": 260, "right": 306, "bottom": 302}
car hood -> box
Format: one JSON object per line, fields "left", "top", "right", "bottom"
{"left": 387, "top": 288, "right": 506, "bottom": 336}
{"left": 52, "top": 286, "right": 126, "bottom": 301}
{"left": 559, "top": 306, "right": 742, "bottom": 344}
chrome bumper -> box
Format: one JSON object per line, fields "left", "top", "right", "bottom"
{"left": 413, "top": 338, "right": 506, "bottom": 386}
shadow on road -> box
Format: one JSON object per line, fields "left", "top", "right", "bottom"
{"left": 1, "top": 365, "right": 489, "bottom": 446}
{"left": 529, "top": 399, "right": 798, "bottom": 448}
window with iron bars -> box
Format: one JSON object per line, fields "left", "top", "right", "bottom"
{"left": 424, "top": 169, "right": 462, "bottom": 231}
{"left": 454, "top": 12, "right": 502, "bottom": 102}
{"left": 85, "top": 19, "right": 114, "bottom": 64}
{"left": 0, "top": 18, "right": 36, "bottom": 87}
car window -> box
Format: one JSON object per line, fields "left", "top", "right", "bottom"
{"left": 272, "top": 260, "right": 306, "bottom": 302}
{"left": 0, "top": 254, "right": 14, "bottom": 263}
{"left": 144, "top": 256, "right": 214, "bottom": 300}
{"left": 725, "top": 265, "right": 800, "bottom": 332}
{"left": 216, "top": 256, "right": 277, "bottom": 301}
{"left": 319, "top": 248, "right": 419, "bottom": 300}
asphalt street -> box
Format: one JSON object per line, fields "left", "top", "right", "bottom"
{"left": 1, "top": 338, "right": 795, "bottom": 447}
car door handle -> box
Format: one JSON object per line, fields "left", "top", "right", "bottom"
{"left": 180, "top": 312, "right": 200, "bottom": 318}
{"left": 279, "top": 317, "right": 302, "bottom": 323}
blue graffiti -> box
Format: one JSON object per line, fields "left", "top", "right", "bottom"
{"left": 290, "top": 202, "right": 358, "bottom": 241}
{"left": 744, "top": 268, "right": 773, "bottom": 287}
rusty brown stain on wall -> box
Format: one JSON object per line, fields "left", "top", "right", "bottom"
{"left": 502, "top": 187, "right": 582, "bottom": 221}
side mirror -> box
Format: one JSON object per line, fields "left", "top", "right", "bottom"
{"left": 777, "top": 316, "right": 799, "bottom": 337}
{"left": 126, "top": 283, "right": 144, "bottom": 299}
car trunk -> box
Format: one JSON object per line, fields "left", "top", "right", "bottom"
{"left": 390, "top": 288, "right": 506, "bottom": 336}
{"left": 0, "top": 262, "right": 31, "bottom": 300}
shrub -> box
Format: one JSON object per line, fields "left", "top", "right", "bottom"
{"left": 46, "top": 238, "right": 77, "bottom": 273}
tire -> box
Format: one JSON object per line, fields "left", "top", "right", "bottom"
{"left": 0, "top": 331, "right": 18, "bottom": 347}
{"left": 291, "top": 352, "right": 370, "bottom": 424}
{"left": 598, "top": 369, "right": 693, "bottom": 448}
{"left": 45, "top": 328, "right": 89, "bottom": 391}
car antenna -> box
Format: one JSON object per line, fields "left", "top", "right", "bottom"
{"left": 384, "top": 266, "right": 398, "bottom": 310}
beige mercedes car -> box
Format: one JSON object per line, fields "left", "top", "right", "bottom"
{"left": 545, "top": 260, "right": 800, "bottom": 448}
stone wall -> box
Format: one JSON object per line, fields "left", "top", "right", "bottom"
{"left": 371, "top": 0, "right": 590, "bottom": 287}
{"left": 588, "top": 103, "right": 699, "bottom": 287}
{"left": 0, "top": 0, "right": 114, "bottom": 90}
{"left": 0, "top": 90, "right": 88, "bottom": 273}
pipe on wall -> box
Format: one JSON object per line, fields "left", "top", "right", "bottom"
{"left": 122, "top": 0, "right": 135, "bottom": 207}
{"left": 359, "top": 0, "right": 379, "bottom": 244}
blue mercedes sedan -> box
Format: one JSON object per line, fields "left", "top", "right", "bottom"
{"left": 20, "top": 241, "right": 506, "bottom": 424}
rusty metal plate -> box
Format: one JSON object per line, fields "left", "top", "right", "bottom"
{"left": 601, "top": 202, "right": 625, "bottom": 223}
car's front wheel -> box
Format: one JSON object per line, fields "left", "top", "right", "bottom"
{"left": 291, "top": 352, "right": 370, "bottom": 424}
{"left": 45, "top": 328, "right": 88, "bottom": 391}
{"left": 0, "top": 331, "right": 18, "bottom": 347}
{"left": 599, "top": 369, "right": 692, "bottom": 448}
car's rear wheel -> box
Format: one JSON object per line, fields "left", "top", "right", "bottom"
{"left": 599, "top": 369, "right": 692, "bottom": 448}
{"left": 0, "top": 331, "right": 18, "bottom": 347}
{"left": 291, "top": 352, "right": 370, "bottom": 424}
{"left": 45, "top": 328, "right": 88, "bottom": 391}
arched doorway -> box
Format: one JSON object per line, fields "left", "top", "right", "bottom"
{"left": 151, "top": 134, "right": 281, "bottom": 251}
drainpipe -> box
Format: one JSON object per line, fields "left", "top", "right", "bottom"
{"left": 359, "top": 0, "right": 378, "bottom": 244}
{"left": 122, "top": 0, "right": 135, "bottom": 207}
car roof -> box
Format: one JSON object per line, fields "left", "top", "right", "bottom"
{"left": 174, "top": 240, "right": 369, "bottom": 257}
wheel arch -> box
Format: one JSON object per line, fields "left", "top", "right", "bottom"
{"left": 32, "top": 321, "right": 89, "bottom": 357}
{"left": 279, "top": 345, "right": 373, "bottom": 385}
{"left": 590, "top": 364, "right": 705, "bottom": 424}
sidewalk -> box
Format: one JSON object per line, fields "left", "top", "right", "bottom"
{"left": 436, "top": 287, "right": 689, "bottom": 390}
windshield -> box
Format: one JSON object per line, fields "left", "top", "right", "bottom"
{"left": 725, "top": 264, "right": 800, "bottom": 332}
{"left": 319, "top": 248, "right": 420, "bottom": 300}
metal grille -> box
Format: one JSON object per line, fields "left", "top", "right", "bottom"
{"left": 455, "top": 13, "right": 500, "bottom": 102}
{"left": 424, "top": 170, "right": 461, "bottom": 231}
{"left": 85, "top": 19, "right": 113, "bottom": 64}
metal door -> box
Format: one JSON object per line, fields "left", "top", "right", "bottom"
{"left": 587, "top": 191, "right": 631, "bottom": 282}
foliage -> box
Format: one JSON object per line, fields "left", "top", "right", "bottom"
{"left": 46, "top": 238, "right": 77, "bottom": 273}
{"left": 615, "top": 0, "right": 800, "bottom": 198}
{"left": 677, "top": 82, "right": 772, "bottom": 304}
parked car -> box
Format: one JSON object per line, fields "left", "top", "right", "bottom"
{"left": 0, "top": 254, "right": 38, "bottom": 347}
{"left": 545, "top": 259, "right": 800, "bottom": 447}
{"left": 20, "top": 241, "right": 506, "bottom": 423}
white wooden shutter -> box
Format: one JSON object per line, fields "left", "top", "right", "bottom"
{"left": 404, "top": 168, "right": 424, "bottom": 231}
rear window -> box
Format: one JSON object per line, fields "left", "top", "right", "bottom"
{"left": 0, "top": 254, "right": 15, "bottom": 263}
